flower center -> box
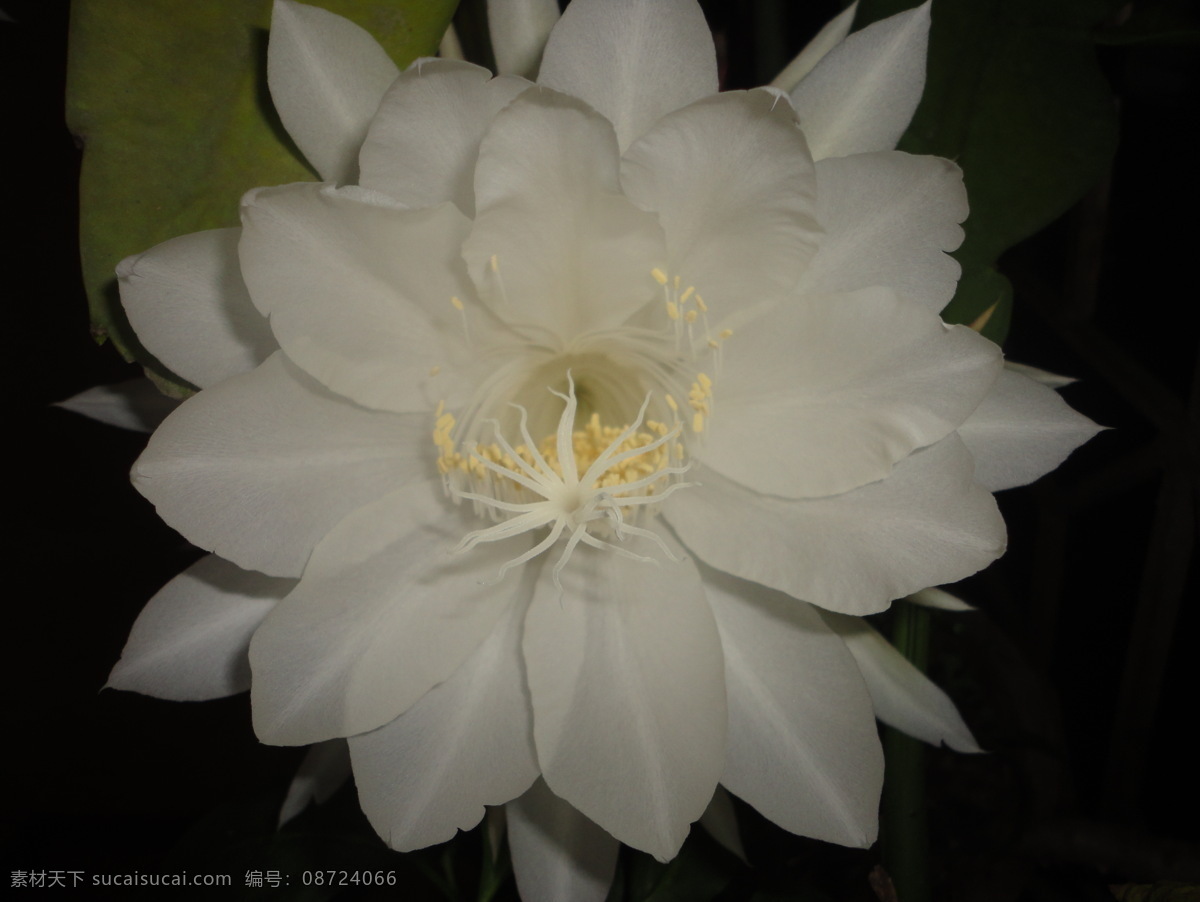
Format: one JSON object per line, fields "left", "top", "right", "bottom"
{"left": 433, "top": 375, "right": 693, "bottom": 587}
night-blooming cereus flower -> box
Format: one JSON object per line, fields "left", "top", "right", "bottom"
{"left": 106, "top": 0, "right": 1101, "bottom": 898}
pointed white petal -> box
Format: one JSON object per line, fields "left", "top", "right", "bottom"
{"left": 770, "top": 2, "right": 859, "bottom": 92}
{"left": 278, "top": 739, "right": 352, "bottom": 826}
{"left": 523, "top": 531, "right": 725, "bottom": 860}
{"left": 268, "top": 0, "right": 399, "bottom": 183}
{"left": 55, "top": 379, "right": 179, "bottom": 432}
{"left": 958, "top": 366, "right": 1102, "bottom": 491}
{"left": 907, "top": 587, "right": 974, "bottom": 611}
{"left": 789, "top": 1, "right": 931, "bottom": 160}
{"left": 801, "top": 152, "right": 967, "bottom": 312}
{"left": 1003, "top": 361, "right": 1077, "bottom": 388}
{"left": 699, "top": 787, "right": 746, "bottom": 862}
{"left": 133, "top": 353, "right": 432, "bottom": 578}
{"left": 250, "top": 484, "right": 531, "bottom": 745}
{"left": 508, "top": 780, "right": 620, "bottom": 902}
{"left": 824, "top": 614, "right": 981, "bottom": 753}
{"left": 707, "top": 287, "right": 1001, "bottom": 498}
{"left": 239, "top": 183, "right": 481, "bottom": 413}
{"left": 488, "top": 0, "right": 560, "bottom": 78}
{"left": 348, "top": 591, "right": 538, "bottom": 850}
{"left": 359, "top": 60, "right": 529, "bottom": 215}
{"left": 465, "top": 89, "right": 665, "bottom": 338}
{"left": 621, "top": 89, "right": 820, "bottom": 314}
{"left": 108, "top": 555, "right": 290, "bottom": 701}
{"left": 117, "top": 229, "right": 276, "bottom": 388}
{"left": 706, "top": 569, "right": 883, "bottom": 847}
{"left": 537, "top": 0, "right": 717, "bottom": 152}
{"left": 665, "top": 435, "right": 1007, "bottom": 616}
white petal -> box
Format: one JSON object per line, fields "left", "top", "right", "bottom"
{"left": 705, "top": 568, "right": 882, "bottom": 847}
{"left": 55, "top": 379, "right": 179, "bottom": 432}
{"left": 699, "top": 787, "right": 746, "bottom": 861}
{"left": 907, "top": 587, "right": 974, "bottom": 611}
{"left": 359, "top": 59, "right": 529, "bottom": 215}
{"left": 268, "top": 0, "right": 399, "bottom": 183}
{"left": 665, "top": 435, "right": 1007, "bottom": 615}
{"left": 824, "top": 614, "right": 981, "bottom": 753}
{"left": 537, "top": 0, "right": 717, "bottom": 152}
{"left": 278, "top": 739, "right": 352, "bottom": 826}
{"left": 1004, "top": 361, "right": 1077, "bottom": 388}
{"left": 621, "top": 89, "right": 820, "bottom": 314}
{"left": 801, "top": 152, "right": 967, "bottom": 312}
{"left": 108, "top": 555, "right": 290, "bottom": 701}
{"left": 707, "top": 287, "right": 1001, "bottom": 498}
{"left": 465, "top": 89, "right": 665, "bottom": 338}
{"left": 958, "top": 366, "right": 1103, "bottom": 491}
{"left": 133, "top": 353, "right": 432, "bottom": 578}
{"left": 488, "top": 0, "right": 560, "bottom": 78}
{"left": 523, "top": 531, "right": 725, "bottom": 860}
{"left": 239, "top": 183, "right": 481, "bottom": 413}
{"left": 508, "top": 780, "right": 620, "bottom": 902}
{"left": 770, "top": 2, "right": 858, "bottom": 92}
{"left": 789, "top": 1, "right": 930, "bottom": 160}
{"left": 250, "top": 484, "right": 532, "bottom": 746}
{"left": 348, "top": 591, "right": 538, "bottom": 850}
{"left": 117, "top": 229, "right": 276, "bottom": 388}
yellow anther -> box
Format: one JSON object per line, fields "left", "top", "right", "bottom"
{"left": 708, "top": 339, "right": 720, "bottom": 349}
{"left": 692, "top": 412, "right": 705, "bottom": 433}
{"left": 450, "top": 296, "right": 464, "bottom": 311}
{"left": 429, "top": 365, "right": 441, "bottom": 377}
{"left": 698, "top": 372, "right": 713, "bottom": 391}
{"left": 695, "top": 295, "right": 708, "bottom": 312}
{"left": 680, "top": 286, "right": 695, "bottom": 303}
{"left": 685, "top": 310, "right": 698, "bottom": 323}
{"left": 719, "top": 328, "right": 733, "bottom": 339}
{"left": 665, "top": 394, "right": 678, "bottom": 412}
{"left": 666, "top": 301, "right": 680, "bottom": 320}
{"left": 490, "top": 255, "right": 500, "bottom": 273}
{"left": 651, "top": 268, "right": 669, "bottom": 285}
{"left": 674, "top": 275, "right": 681, "bottom": 290}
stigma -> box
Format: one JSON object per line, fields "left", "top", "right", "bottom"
{"left": 433, "top": 375, "right": 693, "bottom": 587}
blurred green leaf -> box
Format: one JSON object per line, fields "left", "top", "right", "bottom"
{"left": 619, "top": 829, "right": 739, "bottom": 902}
{"left": 856, "top": 0, "right": 1119, "bottom": 343}
{"left": 66, "top": 0, "right": 456, "bottom": 382}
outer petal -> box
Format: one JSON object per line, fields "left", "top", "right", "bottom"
{"left": 537, "top": 0, "right": 718, "bottom": 152}
{"left": 359, "top": 60, "right": 529, "bottom": 215}
{"left": 770, "top": 2, "right": 859, "bottom": 92}
{"left": 824, "top": 613, "right": 981, "bottom": 753}
{"left": 55, "top": 379, "right": 179, "bottom": 433}
{"left": 488, "top": 0, "right": 560, "bottom": 79}
{"left": 348, "top": 588, "right": 539, "bottom": 850}
{"left": 118, "top": 229, "right": 276, "bottom": 388}
{"left": 249, "top": 483, "right": 532, "bottom": 746}
{"left": 278, "top": 739, "right": 352, "bottom": 826}
{"left": 239, "top": 183, "right": 481, "bottom": 413}
{"left": 508, "top": 780, "right": 620, "bottom": 902}
{"left": 523, "top": 532, "right": 726, "bottom": 860}
{"left": 958, "top": 366, "right": 1103, "bottom": 492}
{"left": 620, "top": 90, "right": 820, "bottom": 314}
{"left": 801, "top": 152, "right": 967, "bottom": 312}
{"left": 267, "top": 0, "right": 399, "bottom": 183}
{"left": 133, "top": 352, "right": 432, "bottom": 578}
{"left": 706, "top": 287, "right": 1002, "bottom": 498}
{"left": 789, "top": 1, "right": 930, "bottom": 160}
{"left": 705, "top": 568, "right": 883, "bottom": 847}
{"left": 665, "top": 435, "right": 1007, "bottom": 615}
{"left": 464, "top": 89, "right": 665, "bottom": 338}
{"left": 107, "top": 555, "right": 290, "bottom": 701}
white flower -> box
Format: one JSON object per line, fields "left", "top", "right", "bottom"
{"left": 106, "top": 0, "right": 1101, "bottom": 897}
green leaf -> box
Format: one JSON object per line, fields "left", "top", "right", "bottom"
{"left": 66, "top": 0, "right": 457, "bottom": 382}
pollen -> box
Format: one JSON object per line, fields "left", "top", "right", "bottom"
{"left": 433, "top": 376, "right": 692, "bottom": 587}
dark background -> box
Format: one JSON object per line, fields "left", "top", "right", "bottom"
{"left": 6, "top": 1, "right": 1198, "bottom": 899}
